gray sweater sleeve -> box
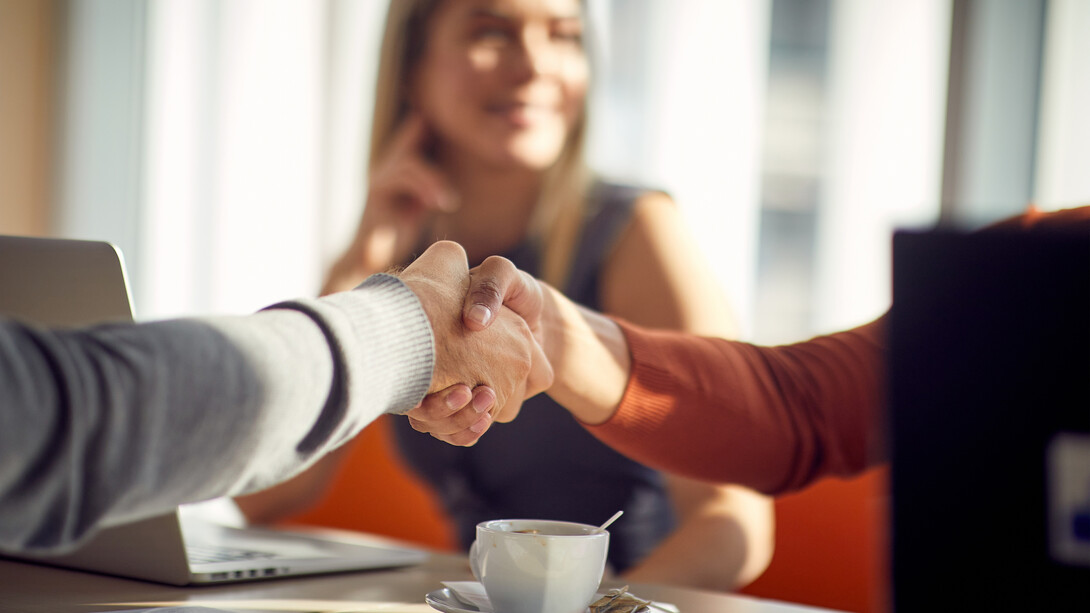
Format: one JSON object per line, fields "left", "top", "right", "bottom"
{"left": 0, "top": 274, "right": 433, "bottom": 554}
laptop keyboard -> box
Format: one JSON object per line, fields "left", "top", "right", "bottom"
{"left": 186, "top": 543, "right": 279, "bottom": 565}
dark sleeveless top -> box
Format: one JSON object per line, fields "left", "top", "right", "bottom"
{"left": 392, "top": 181, "right": 677, "bottom": 573}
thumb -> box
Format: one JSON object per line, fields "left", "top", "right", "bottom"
{"left": 464, "top": 256, "right": 543, "bottom": 333}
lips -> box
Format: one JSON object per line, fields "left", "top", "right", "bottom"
{"left": 486, "top": 101, "right": 556, "bottom": 128}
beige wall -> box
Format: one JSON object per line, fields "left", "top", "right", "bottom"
{"left": 0, "top": 0, "right": 57, "bottom": 236}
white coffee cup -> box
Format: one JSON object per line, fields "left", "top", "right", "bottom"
{"left": 469, "top": 519, "right": 609, "bottom": 613}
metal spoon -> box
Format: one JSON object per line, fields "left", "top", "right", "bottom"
{"left": 595, "top": 510, "right": 624, "bottom": 533}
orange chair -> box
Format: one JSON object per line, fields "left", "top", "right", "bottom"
{"left": 739, "top": 467, "right": 890, "bottom": 613}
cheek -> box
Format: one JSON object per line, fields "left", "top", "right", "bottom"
{"left": 561, "top": 60, "right": 590, "bottom": 122}
{"left": 468, "top": 46, "right": 502, "bottom": 73}
{"left": 417, "top": 63, "right": 478, "bottom": 128}
{"left": 424, "top": 55, "right": 473, "bottom": 100}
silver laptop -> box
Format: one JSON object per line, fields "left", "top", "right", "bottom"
{"left": 0, "top": 234, "right": 429, "bottom": 585}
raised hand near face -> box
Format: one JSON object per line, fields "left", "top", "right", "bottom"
{"left": 398, "top": 241, "right": 553, "bottom": 443}
{"left": 322, "top": 114, "right": 457, "bottom": 295}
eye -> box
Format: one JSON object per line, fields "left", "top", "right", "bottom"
{"left": 480, "top": 27, "right": 509, "bottom": 39}
{"left": 552, "top": 20, "right": 583, "bottom": 46}
{"left": 553, "top": 30, "right": 582, "bottom": 44}
{"left": 471, "top": 22, "right": 514, "bottom": 43}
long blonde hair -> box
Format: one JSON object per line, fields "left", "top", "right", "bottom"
{"left": 369, "top": 0, "right": 592, "bottom": 288}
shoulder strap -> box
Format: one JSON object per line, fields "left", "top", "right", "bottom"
{"left": 564, "top": 181, "right": 649, "bottom": 305}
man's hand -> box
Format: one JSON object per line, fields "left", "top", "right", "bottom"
{"left": 398, "top": 242, "right": 553, "bottom": 443}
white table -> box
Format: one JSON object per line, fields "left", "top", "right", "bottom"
{"left": 0, "top": 550, "right": 844, "bottom": 613}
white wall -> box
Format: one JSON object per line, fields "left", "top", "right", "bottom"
{"left": 142, "top": 0, "right": 329, "bottom": 319}
{"left": 1034, "top": 0, "right": 1090, "bottom": 209}
{"left": 589, "top": 0, "right": 771, "bottom": 336}
{"left": 813, "top": 0, "right": 951, "bottom": 334}
{"left": 56, "top": 0, "right": 147, "bottom": 297}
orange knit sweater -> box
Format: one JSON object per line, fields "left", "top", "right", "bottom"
{"left": 585, "top": 206, "right": 1089, "bottom": 495}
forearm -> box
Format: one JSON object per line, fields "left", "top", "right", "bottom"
{"left": 621, "top": 490, "right": 774, "bottom": 591}
{"left": 585, "top": 318, "right": 886, "bottom": 494}
{"left": 0, "top": 275, "right": 433, "bottom": 553}
{"left": 540, "top": 283, "right": 630, "bottom": 425}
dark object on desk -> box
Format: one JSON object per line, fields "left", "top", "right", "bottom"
{"left": 889, "top": 228, "right": 1089, "bottom": 611}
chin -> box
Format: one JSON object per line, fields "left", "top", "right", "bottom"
{"left": 495, "top": 138, "right": 567, "bottom": 170}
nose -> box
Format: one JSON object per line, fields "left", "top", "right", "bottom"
{"left": 508, "top": 27, "right": 559, "bottom": 82}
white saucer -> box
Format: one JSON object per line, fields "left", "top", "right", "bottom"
{"left": 425, "top": 587, "right": 487, "bottom": 613}
{"left": 424, "top": 587, "right": 611, "bottom": 613}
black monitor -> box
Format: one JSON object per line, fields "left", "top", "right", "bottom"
{"left": 889, "top": 227, "right": 1089, "bottom": 611}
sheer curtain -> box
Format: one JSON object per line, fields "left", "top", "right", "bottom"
{"left": 588, "top": 0, "right": 772, "bottom": 336}
{"left": 141, "top": 0, "right": 385, "bottom": 320}
{"left": 813, "top": 0, "right": 951, "bottom": 335}
{"left": 1035, "top": 0, "right": 1090, "bottom": 209}
{"left": 588, "top": 0, "right": 951, "bottom": 341}
{"left": 62, "top": 0, "right": 1073, "bottom": 342}
{"left": 56, "top": 0, "right": 383, "bottom": 321}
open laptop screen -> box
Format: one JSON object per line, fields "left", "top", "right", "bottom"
{"left": 0, "top": 234, "right": 134, "bottom": 327}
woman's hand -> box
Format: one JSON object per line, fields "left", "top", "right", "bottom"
{"left": 462, "top": 255, "right": 630, "bottom": 427}
{"left": 322, "top": 114, "right": 457, "bottom": 295}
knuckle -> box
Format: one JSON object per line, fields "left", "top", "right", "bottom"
{"left": 407, "top": 417, "right": 427, "bottom": 433}
{"left": 470, "top": 278, "right": 503, "bottom": 303}
{"left": 481, "top": 255, "right": 515, "bottom": 272}
{"left": 433, "top": 240, "right": 466, "bottom": 259}
{"left": 414, "top": 399, "right": 443, "bottom": 420}
{"left": 443, "top": 430, "right": 480, "bottom": 447}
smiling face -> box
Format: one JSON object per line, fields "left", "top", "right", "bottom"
{"left": 411, "top": 0, "right": 589, "bottom": 171}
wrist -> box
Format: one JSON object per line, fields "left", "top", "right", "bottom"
{"left": 540, "top": 284, "right": 630, "bottom": 425}
{"left": 398, "top": 269, "right": 468, "bottom": 393}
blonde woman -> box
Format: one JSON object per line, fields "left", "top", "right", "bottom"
{"left": 239, "top": 0, "right": 773, "bottom": 590}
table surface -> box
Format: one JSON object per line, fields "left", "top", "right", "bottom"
{"left": 0, "top": 549, "right": 842, "bottom": 613}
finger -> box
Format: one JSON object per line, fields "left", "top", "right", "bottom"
{"left": 464, "top": 257, "right": 543, "bottom": 332}
{"left": 400, "top": 160, "right": 457, "bottom": 214}
{"left": 407, "top": 384, "right": 472, "bottom": 422}
{"left": 404, "top": 240, "right": 470, "bottom": 283}
{"left": 386, "top": 113, "right": 429, "bottom": 161}
{"left": 383, "top": 115, "right": 458, "bottom": 213}
{"left": 421, "top": 387, "right": 496, "bottom": 445}
{"left": 471, "top": 385, "right": 498, "bottom": 414}
{"left": 430, "top": 411, "right": 492, "bottom": 447}
{"left": 405, "top": 384, "right": 494, "bottom": 436}
{"left": 407, "top": 409, "right": 482, "bottom": 437}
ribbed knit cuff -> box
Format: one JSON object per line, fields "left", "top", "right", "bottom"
{"left": 584, "top": 319, "right": 675, "bottom": 438}
{"left": 329, "top": 273, "right": 435, "bottom": 415}
{"left": 268, "top": 273, "right": 434, "bottom": 429}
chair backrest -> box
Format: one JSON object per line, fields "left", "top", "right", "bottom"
{"left": 739, "top": 467, "right": 889, "bottom": 613}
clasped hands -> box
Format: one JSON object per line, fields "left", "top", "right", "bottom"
{"left": 397, "top": 240, "right": 551, "bottom": 445}
{"left": 398, "top": 240, "right": 629, "bottom": 444}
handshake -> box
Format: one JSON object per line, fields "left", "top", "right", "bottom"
{"left": 395, "top": 241, "right": 629, "bottom": 446}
